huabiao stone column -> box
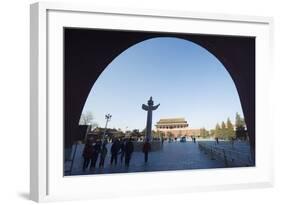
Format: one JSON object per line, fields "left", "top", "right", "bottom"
{"left": 142, "top": 97, "right": 160, "bottom": 141}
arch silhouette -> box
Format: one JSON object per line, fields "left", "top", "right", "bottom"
{"left": 81, "top": 37, "right": 244, "bottom": 130}
{"left": 64, "top": 28, "right": 255, "bottom": 161}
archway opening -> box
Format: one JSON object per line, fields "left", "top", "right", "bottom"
{"left": 80, "top": 37, "right": 245, "bottom": 137}
{"left": 64, "top": 28, "right": 255, "bottom": 170}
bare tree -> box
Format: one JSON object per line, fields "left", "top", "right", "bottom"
{"left": 79, "top": 111, "right": 93, "bottom": 125}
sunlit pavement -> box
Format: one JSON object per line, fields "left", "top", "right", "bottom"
{"left": 65, "top": 141, "right": 231, "bottom": 176}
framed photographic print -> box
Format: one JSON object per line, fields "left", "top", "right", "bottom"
{"left": 30, "top": 2, "right": 274, "bottom": 202}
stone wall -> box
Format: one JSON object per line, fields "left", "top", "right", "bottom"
{"left": 157, "top": 128, "right": 200, "bottom": 138}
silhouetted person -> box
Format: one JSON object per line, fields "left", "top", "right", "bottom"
{"left": 161, "top": 137, "right": 164, "bottom": 145}
{"left": 215, "top": 137, "right": 219, "bottom": 144}
{"left": 193, "top": 137, "right": 196, "bottom": 143}
{"left": 119, "top": 139, "right": 126, "bottom": 164}
{"left": 90, "top": 141, "right": 101, "bottom": 169}
{"left": 110, "top": 139, "right": 120, "bottom": 165}
{"left": 231, "top": 137, "right": 235, "bottom": 148}
{"left": 142, "top": 140, "right": 151, "bottom": 163}
{"left": 124, "top": 138, "right": 134, "bottom": 167}
{"left": 99, "top": 143, "right": 108, "bottom": 168}
{"left": 82, "top": 141, "right": 94, "bottom": 171}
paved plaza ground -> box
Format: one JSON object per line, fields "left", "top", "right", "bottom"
{"left": 64, "top": 140, "right": 252, "bottom": 176}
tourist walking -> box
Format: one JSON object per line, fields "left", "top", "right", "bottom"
{"left": 119, "top": 139, "right": 125, "bottom": 164}
{"left": 231, "top": 137, "right": 235, "bottom": 148}
{"left": 110, "top": 139, "right": 120, "bottom": 165}
{"left": 99, "top": 142, "right": 108, "bottom": 168}
{"left": 215, "top": 137, "right": 219, "bottom": 144}
{"left": 90, "top": 140, "right": 101, "bottom": 169}
{"left": 124, "top": 138, "right": 134, "bottom": 167}
{"left": 142, "top": 140, "right": 151, "bottom": 163}
{"left": 82, "top": 140, "right": 94, "bottom": 171}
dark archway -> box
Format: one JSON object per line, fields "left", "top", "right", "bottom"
{"left": 64, "top": 28, "right": 255, "bottom": 161}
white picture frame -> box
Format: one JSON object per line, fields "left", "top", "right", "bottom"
{"left": 30, "top": 2, "right": 274, "bottom": 202}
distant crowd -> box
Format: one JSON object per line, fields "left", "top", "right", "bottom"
{"left": 82, "top": 138, "right": 151, "bottom": 171}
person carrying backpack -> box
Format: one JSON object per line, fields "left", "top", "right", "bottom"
{"left": 90, "top": 140, "right": 101, "bottom": 169}
{"left": 124, "top": 138, "right": 134, "bottom": 167}
{"left": 82, "top": 140, "right": 94, "bottom": 171}
{"left": 110, "top": 139, "right": 120, "bottom": 165}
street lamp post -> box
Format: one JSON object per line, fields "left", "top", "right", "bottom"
{"left": 102, "top": 114, "right": 112, "bottom": 143}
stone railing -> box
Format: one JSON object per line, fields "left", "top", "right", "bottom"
{"left": 198, "top": 142, "right": 253, "bottom": 167}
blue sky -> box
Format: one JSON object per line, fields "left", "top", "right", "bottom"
{"left": 80, "top": 37, "right": 244, "bottom": 131}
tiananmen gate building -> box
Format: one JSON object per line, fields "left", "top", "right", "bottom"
{"left": 155, "top": 118, "right": 200, "bottom": 138}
